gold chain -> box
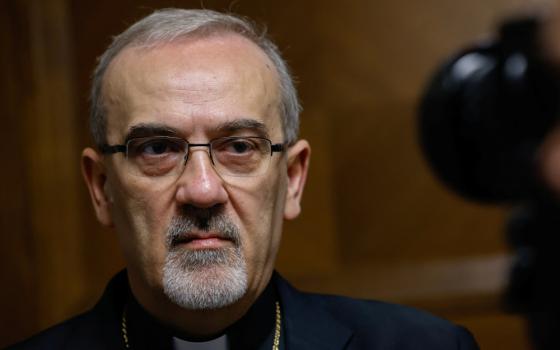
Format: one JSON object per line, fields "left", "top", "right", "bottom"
{"left": 121, "top": 301, "right": 281, "bottom": 349}
{"left": 121, "top": 307, "right": 130, "bottom": 348}
{"left": 272, "top": 301, "right": 281, "bottom": 350}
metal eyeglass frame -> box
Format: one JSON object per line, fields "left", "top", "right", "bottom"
{"left": 99, "top": 136, "right": 285, "bottom": 176}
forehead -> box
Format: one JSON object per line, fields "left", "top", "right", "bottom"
{"left": 102, "top": 32, "right": 282, "bottom": 140}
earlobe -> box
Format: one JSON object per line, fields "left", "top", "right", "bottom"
{"left": 284, "top": 140, "right": 311, "bottom": 220}
{"left": 81, "top": 147, "right": 114, "bottom": 227}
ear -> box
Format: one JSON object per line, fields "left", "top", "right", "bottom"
{"left": 284, "top": 139, "right": 311, "bottom": 220}
{"left": 81, "top": 147, "right": 114, "bottom": 227}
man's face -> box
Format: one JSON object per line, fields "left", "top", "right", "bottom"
{"left": 82, "top": 33, "right": 309, "bottom": 310}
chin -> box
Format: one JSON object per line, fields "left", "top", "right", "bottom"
{"left": 162, "top": 247, "right": 249, "bottom": 310}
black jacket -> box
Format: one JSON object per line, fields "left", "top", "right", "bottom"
{"left": 9, "top": 271, "right": 479, "bottom": 349}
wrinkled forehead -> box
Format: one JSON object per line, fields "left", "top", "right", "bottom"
{"left": 101, "top": 32, "right": 283, "bottom": 141}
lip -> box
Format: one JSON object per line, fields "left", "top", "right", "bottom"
{"left": 172, "top": 232, "right": 232, "bottom": 249}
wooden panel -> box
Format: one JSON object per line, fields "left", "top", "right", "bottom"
{"left": 22, "top": 0, "right": 87, "bottom": 328}
{"left": 0, "top": 1, "right": 40, "bottom": 345}
{"left": 0, "top": 0, "right": 87, "bottom": 346}
{"left": 291, "top": 255, "right": 511, "bottom": 302}
{"left": 453, "top": 313, "right": 530, "bottom": 350}
{"left": 313, "top": 0, "right": 524, "bottom": 264}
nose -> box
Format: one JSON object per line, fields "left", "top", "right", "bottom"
{"left": 174, "top": 148, "right": 228, "bottom": 208}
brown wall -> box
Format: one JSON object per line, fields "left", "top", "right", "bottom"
{"left": 1, "top": 0, "right": 531, "bottom": 348}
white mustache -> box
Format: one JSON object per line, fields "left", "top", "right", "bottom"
{"left": 165, "top": 212, "right": 241, "bottom": 248}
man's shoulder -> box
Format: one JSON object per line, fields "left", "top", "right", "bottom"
{"left": 301, "top": 292, "right": 478, "bottom": 349}
{"left": 312, "top": 291, "right": 469, "bottom": 330}
{"left": 303, "top": 291, "right": 455, "bottom": 329}
{"left": 274, "top": 274, "right": 479, "bottom": 349}
{"left": 7, "top": 311, "right": 98, "bottom": 350}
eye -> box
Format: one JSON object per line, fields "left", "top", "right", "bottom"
{"left": 213, "top": 138, "right": 268, "bottom": 157}
{"left": 129, "top": 137, "right": 184, "bottom": 157}
{"left": 145, "top": 141, "right": 168, "bottom": 154}
{"left": 227, "top": 139, "right": 255, "bottom": 154}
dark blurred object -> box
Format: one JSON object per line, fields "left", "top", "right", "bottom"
{"left": 420, "top": 17, "right": 560, "bottom": 203}
{"left": 418, "top": 16, "right": 560, "bottom": 350}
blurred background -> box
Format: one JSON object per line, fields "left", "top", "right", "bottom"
{"left": 0, "top": 0, "right": 537, "bottom": 348}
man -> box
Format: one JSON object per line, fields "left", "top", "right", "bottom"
{"left": 11, "top": 8, "right": 479, "bottom": 350}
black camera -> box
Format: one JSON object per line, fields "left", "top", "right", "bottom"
{"left": 418, "top": 17, "right": 560, "bottom": 350}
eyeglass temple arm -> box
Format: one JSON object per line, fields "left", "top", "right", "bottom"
{"left": 271, "top": 144, "right": 284, "bottom": 153}
{"left": 100, "top": 144, "right": 126, "bottom": 154}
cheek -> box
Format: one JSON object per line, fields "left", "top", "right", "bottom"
{"left": 107, "top": 174, "right": 176, "bottom": 276}
{"left": 228, "top": 171, "right": 287, "bottom": 268}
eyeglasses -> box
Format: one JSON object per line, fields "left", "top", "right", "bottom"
{"left": 100, "top": 136, "right": 284, "bottom": 178}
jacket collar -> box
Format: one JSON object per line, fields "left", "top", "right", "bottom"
{"left": 273, "top": 272, "right": 354, "bottom": 350}
{"left": 96, "top": 271, "right": 354, "bottom": 349}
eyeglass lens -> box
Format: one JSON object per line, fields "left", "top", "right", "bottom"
{"left": 125, "top": 136, "right": 274, "bottom": 178}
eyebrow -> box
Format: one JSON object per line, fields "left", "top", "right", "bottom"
{"left": 123, "top": 118, "right": 271, "bottom": 143}
{"left": 214, "top": 119, "right": 270, "bottom": 138}
{"left": 124, "top": 124, "right": 179, "bottom": 142}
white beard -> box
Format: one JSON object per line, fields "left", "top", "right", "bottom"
{"left": 162, "top": 247, "right": 248, "bottom": 310}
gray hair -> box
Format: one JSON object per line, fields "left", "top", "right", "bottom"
{"left": 90, "top": 8, "right": 301, "bottom": 147}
